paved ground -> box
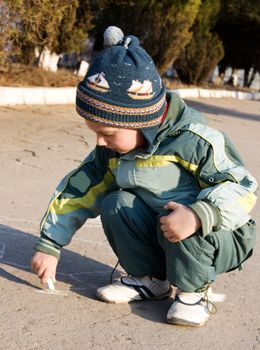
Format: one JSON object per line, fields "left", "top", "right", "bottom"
{"left": 0, "top": 98, "right": 259, "bottom": 350}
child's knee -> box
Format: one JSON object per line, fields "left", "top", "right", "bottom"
{"left": 100, "top": 190, "right": 135, "bottom": 219}
{"left": 204, "top": 219, "right": 256, "bottom": 274}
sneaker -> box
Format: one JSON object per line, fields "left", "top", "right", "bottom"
{"left": 96, "top": 275, "right": 172, "bottom": 304}
{"left": 167, "top": 285, "right": 226, "bottom": 327}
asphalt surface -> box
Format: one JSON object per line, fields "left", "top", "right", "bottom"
{"left": 0, "top": 98, "right": 259, "bottom": 350}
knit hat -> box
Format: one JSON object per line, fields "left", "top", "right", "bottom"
{"left": 76, "top": 27, "right": 166, "bottom": 129}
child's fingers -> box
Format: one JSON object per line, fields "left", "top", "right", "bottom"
{"left": 160, "top": 223, "right": 167, "bottom": 231}
{"left": 31, "top": 252, "right": 58, "bottom": 285}
{"left": 39, "top": 267, "right": 54, "bottom": 285}
{"left": 163, "top": 231, "right": 171, "bottom": 239}
{"left": 31, "top": 255, "right": 44, "bottom": 273}
{"left": 33, "top": 263, "right": 50, "bottom": 283}
{"left": 164, "top": 201, "right": 180, "bottom": 210}
{"left": 31, "top": 255, "right": 39, "bottom": 272}
{"left": 159, "top": 216, "right": 167, "bottom": 224}
{"left": 41, "top": 272, "right": 50, "bottom": 285}
{"left": 35, "top": 266, "right": 46, "bottom": 281}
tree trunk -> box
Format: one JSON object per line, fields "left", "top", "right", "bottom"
{"left": 243, "top": 67, "right": 250, "bottom": 87}
{"left": 248, "top": 68, "right": 256, "bottom": 88}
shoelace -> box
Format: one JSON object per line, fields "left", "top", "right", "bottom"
{"left": 109, "top": 260, "right": 120, "bottom": 284}
{"left": 176, "top": 283, "right": 217, "bottom": 314}
{"left": 109, "top": 265, "right": 160, "bottom": 300}
{"left": 195, "top": 282, "right": 217, "bottom": 314}
{"left": 120, "top": 275, "right": 156, "bottom": 300}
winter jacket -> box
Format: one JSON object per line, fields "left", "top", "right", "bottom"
{"left": 35, "top": 92, "right": 257, "bottom": 259}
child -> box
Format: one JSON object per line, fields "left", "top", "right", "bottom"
{"left": 31, "top": 27, "right": 257, "bottom": 327}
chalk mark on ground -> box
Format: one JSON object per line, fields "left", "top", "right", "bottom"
{"left": 0, "top": 216, "right": 121, "bottom": 295}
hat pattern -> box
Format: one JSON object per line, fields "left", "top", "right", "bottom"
{"left": 127, "top": 80, "right": 154, "bottom": 100}
{"left": 86, "top": 72, "right": 110, "bottom": 93}
{"left": 76, "top": 29, "right": 166, "bottom": 129}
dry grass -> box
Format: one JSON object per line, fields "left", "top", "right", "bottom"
{"left": 0, "top": 65, "right": 81, "bottom": 87}
{"left": 163, "top": 77, "right": 256, "bottom": 93}
{"left": 0, "top": 64, "right": 256, "bottom": 93}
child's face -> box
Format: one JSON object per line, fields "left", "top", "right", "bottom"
{"left": 85, "top": 120, "right": 144, "bottom": 154}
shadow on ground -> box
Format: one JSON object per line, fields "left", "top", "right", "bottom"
{"left": 0, "top": 224, "right": 116, "bottom": 297}
{"left": 186, "top": 99, "right": 260, "bottom": 122}
{"left": 0, "top": 224, "right": 173, "bottom": 324}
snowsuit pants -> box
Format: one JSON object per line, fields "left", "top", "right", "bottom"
{"left": 100, "top": 190, "right": 256, "bottom": 292}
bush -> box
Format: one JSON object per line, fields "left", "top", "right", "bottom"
{"left": 2, "top": 0, "right": 93, "bottom": 66}
{"left": 93, "top": 0, "right": 201, "bottom": 73}
{"left": 175, "top": 29, "right": 223, "bottom": 84}
{"left": 175, "top": 0, "right": 224, "bottom": 85}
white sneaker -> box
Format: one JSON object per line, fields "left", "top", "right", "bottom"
{"left": 96, "top": 276, "right": 172, "bottom": 304}
{"left": 167, "top": 286, "right": 226, "bottom": 327}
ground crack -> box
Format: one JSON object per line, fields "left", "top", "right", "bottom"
{"left": 88, "top": 311, "right": 132, "bottom": 328}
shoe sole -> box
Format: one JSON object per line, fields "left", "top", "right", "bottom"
{"left": 96, "top": 287, "right": 173, "bottom": 304}
{"left": 167, "top": 316, "right": 208, "bottom": 327}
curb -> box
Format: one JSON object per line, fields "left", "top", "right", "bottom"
{"left": 0, "top": 86, "right": 259, "bottom": 106}
{"left": 170, "top": 88, "right": 260, "bottom": 100}
{"left": 0, "top": 87, "right": 76, "bottom": 106}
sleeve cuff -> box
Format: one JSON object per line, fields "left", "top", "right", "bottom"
{"left": 34, "top": 237, "right": 61, "bottom": 260}
{"left": 188, "top": 200, "right": 222, "bottom": 236}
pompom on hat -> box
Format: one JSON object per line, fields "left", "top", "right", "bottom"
{"left": 103, "top": 25, "right": 124, "bottom": 47}
{"left": 76, "top": 26, "right": 166, "bottom": 129}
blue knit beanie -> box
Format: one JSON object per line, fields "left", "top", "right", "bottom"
{"left": 76, "top": 27, "right": 166, "bottom": 129}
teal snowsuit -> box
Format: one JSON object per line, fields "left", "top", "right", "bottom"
{"left": 35, "top": 92, "right": 257, "bottom": 291}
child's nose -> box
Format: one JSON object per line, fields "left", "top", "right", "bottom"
{"left": 96, "top": 135, "right": 107, "bottom": 146}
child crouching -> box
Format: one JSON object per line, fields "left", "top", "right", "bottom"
{"left": 31, "top": 27, "right": 257, "bottom": 327}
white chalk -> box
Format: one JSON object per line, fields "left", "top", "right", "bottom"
{"left": 38, "top": 278, "right": 68, "bottom": 296}
{"left": 47, "top": 277, "right": 55, "bottom": 290}
{"left": 211, "top": 292, "right": 226, "bottom": 302}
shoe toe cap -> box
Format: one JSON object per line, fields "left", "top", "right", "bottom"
{"left": 167, "top": 301, "right": 209, "bottom": 327}
{"left": 96, "top": 283, "right": 140, "bottom": 303}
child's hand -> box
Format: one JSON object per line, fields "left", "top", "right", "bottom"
{"left": 160, "top": 201, "right": 201, "bottom": 243}
{"left": 31, "top": 251, "right": 58, "bottom": 284}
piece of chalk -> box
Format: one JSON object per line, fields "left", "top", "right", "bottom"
{"left": 47, "top": 277, "right": 55, "bottom": 290}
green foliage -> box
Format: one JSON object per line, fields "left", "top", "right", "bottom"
{"left": 0, "top": 1, "right": 20, "bottom": 70}
{"left": 3, "top": 0, "right": 93, "bottom": 65}
{"left": 91, "top": 0, "right": 201, "bottom": 73}
{"left": 55, "top": 1, "right": 93, "bottom": 54}
{"left": 2, "top": 0, "right": 258, "bottom": 87}
{"left": 175, "top": 0, "right": 224, "bottom": 85}
{"left": 215, "top": 0, "right": 260, "bottom": 86}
